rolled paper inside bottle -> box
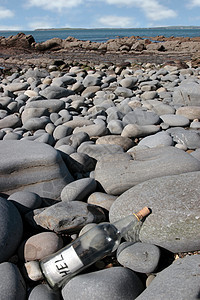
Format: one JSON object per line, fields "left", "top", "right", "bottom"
{"left": 135, "top": 206, "right": 150, "bottom": 220}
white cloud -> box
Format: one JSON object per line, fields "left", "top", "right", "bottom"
{"left": 27, "top": 0, "right": 83, "bottom": 11}
{"left": 98, "top": 15, "right": 133, "bottom": 27}
{"left": 0, "top": 25, "right": 22, "bottom": 31}
{"left": 105, "top": 0, "right": 177, "bottom": 20}
{"left": 188, "top": 0, "right": 200, "bottom": 7}
{"left": 0, "top": 6, "right": 14, "bottom": 19}
{"left": 28, "top": 20, "right": 55, "bottom": 30}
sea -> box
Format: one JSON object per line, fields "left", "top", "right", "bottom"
{"left": 0, "top": 28, "right": 199, "bottom": 43}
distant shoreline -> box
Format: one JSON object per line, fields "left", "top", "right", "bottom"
{"left": 34, "top": 26, "right": 200, "bottom": 31}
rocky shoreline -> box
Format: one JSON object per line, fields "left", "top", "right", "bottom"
{"left": 0, "top": 32, "right": 200, "bottom": 70}
{"left": 0, "top": 32, "right": 200, "bottom": 299}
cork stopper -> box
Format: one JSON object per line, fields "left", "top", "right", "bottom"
{"left": 135, "top": 207, "right": 150, "bottom": 220}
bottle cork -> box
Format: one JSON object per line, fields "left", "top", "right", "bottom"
{"left": 135, "top": 207, "right": 150, "bottom": 220}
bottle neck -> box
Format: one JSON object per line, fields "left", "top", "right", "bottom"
{"left": 112, "top": 214, "right": 142, "bottom": 239}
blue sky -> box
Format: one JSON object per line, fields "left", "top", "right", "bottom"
{"left": 0, "top": 0, "right": 200, "bottom": 30}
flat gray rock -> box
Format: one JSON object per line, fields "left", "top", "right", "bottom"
{"left": 123, "top": 109, "right": 160, "bottom": 125}
{"left": 109, "top": 171, "right": 200, "bottom": 252}
{"left": 28, "top": 284, "right": 61, "bottom": 300}
{"left": 95, "top": 146, "right": 200, "bottom": 195}
{"left": 0, "top": 114, "right": 21, "bottom": 129}
{"left": 117, "top": 242, "right": 161, "bottom": 273}
{"left": 87, "top": 192, "right": 117, "bottom": 211}
{"left": 96, "top": 135, "right": 134, "bottom": 151}
{"left": 25, "top": 100, "right": 65, "bottom": 113}
{"left": 138, "top": 131, "right": 173, "bottom": 148}
{"left": 0, "top": 140, "right": 73, "bottom": 200}
{"left": 61, "top": 178, "right": 97, "bottom": 202}
{"left": 8, "top": 191, "right": 42, "bottom": 214}
{"left": 61, "top": 267, "right": 144, "bottom": 300}
{"left": 0, "top": 262, "right": 26, "bottom": 300}
{"left": 173, "top": 82, "right": 200, "bottom": 106}
{"left": 34, "top": 201, "right": 105, "bottom": 233}
{"left": 40, "top": 86, "right": 72, "bottom": 99}
{"left": 121, "top": 124, "right": 160, "bottom": 138}
{"left": 0, "top": 197, "right": 23, "bottom": 262}
{"left": 23, "top": 117, "right": 50, "bottom": 131}
{"left": 160, "top": 114, "right": 190, "bottom": 127}
{"left": 77, "top": 142, "right": 125, "bottom": 160}
{"left": 136, "top": 255, "right": 200, "bottom": 300}
{"left": 73, "top": 123, "right": 107, "bottom": 137}
{"left": 168, "top": 127, "right": 200, "bottom": 149}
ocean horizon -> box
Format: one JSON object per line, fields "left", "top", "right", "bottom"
{"left": 0, "top": 27, "right": 200, "bottom": 43}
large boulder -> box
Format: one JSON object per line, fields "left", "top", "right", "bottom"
{"left": 95, "top": 146, "right": 200, "bottom": 195}
{"left": 0, "top": 140, "right": 73, "bottom": 200}
{"left": 136, "top": 255, "right": 200, "bottom": 300}
{"left": 109, "top": 171, "right": 200, "bottom": 253}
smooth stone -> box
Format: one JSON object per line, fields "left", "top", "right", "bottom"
{"left": 83, "top": 75, "right": 101, "bottom": 87}
{"left": 109, "top": 171, "right": 200, "bottom": 252}
{"left": 64, "top": 117, "right": 93, "bottom": 129}
{"left": 141, "top": 91, "right": 157, "bottom": 100}
{"left": 136, "top": 255, "right": 200, "bottom": 300}
{"left": 57, "top": 145, "right": 75, "bottom": 155}
{"left": 176, "top": 106, "right": 200, "bottom": 120}
{"left": 0, "top": 114, "right": 21, "bottom": 129}
{"left": 95, "top": 146, "right": 200, "bottom": 195}
{"left": 160, "top": 114, "right": 190, "bottom": 127}
{"left": 0, "top": 96, "right": 13, "bottom": 107}
{"left": 23, "top": 117, "right": 50, "bottom": 131}
{"left": 138, "top": 131, "right": 173, "bottom": 148}
{"left": 62, "top": 267, "right": 144, "bottom": 300}
{"left": 0, "top": 197, "right": 23, "bottom": 262}
{"left": 67, "top": 152, "right": 96, "bottom": 173}
{"left": 151, "top": 103, "right": 175, "bottom": 115}
{"left": 8, "top": 191, "right": 42, "bottom": 214}
{"left": 4, "top": 82, "right": 29, "bottom": 92}
{"left": 34, "top": 132, "right": 55, "bottom": 145}
{"left": 0, "top": 262, "right": 26, "bottom": 300}
{"left": 168, "top": 128, "right": 200, "bottom": 149}
{"left": 121, "top": 124, "right": 160, "bottom": 138}
{"left": 54, "top": 132, "right": 90, "bottom": 149}
{"left": 123, "top": 109, "right": 160, "bottom": 125}
{"left": 190, "top": 120, "right": 200, "bottom": 129}
{"left": 87, "top": 192, "right": 117, "bottom": 211}
{"left": 40, "top": 86, "right": 72, "bottom": 99}
{"left": 107, "top": 120, "right": 124, "bottom": 134}
{"left": 77, "top": 142, "right": 125, "bottom": 160}
{"left": 115, "top": 86, "right": 133, "bottom": 98}
{"left": 173, "top": 82, "right": 200, "bottom": 106}
{"left": 120, "top": 77, "right": 137, "bottom": 88}
{"left": 0, "top": 140, "right": 73, "bottom": 199}
{"left": 73, "top": 123, "right": 107, "bottom": 137}
{"left": 21, "top": 108, "right": 49, "bottom": 124}
{"left": 34, "top": 201, "right": 105, "bottom": 233}
{"left": 61, "top": 178, "right": 97, "bottom": 202}
{"left": 3, "top": 132, "right": 22, "bottom": 140}
{"left": 117, "top": 242, "right": 161, "bottom": 273}
{"left": 96, "top": 135, "right": 134, "bottom": 151}
{"left": 53, "top": 125, "right": 73, "bottom": 140}
{"left": 23, "top": 232, "right": 63, "bottom": 261}
{"left": 190, "top": 148, "right": 200, "bottom": 160}
{"left": 28, "top": 284, "right": 61, "bottom": 300}
{"left": 25, "top": 100, "right": 65, "bottom": 113}
{"left": 81, "top": 86, "right": 100, "bottom": 98}
{"left": 52, "top": 75, "right": 76, "bottom": 86}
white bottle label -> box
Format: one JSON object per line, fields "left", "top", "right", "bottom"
{"left": 43, "top": 246, "right": 84, "bottom": 283}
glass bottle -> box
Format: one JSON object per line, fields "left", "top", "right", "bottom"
{"left": 25, "top": 207, "right": 150, "bottom": 290}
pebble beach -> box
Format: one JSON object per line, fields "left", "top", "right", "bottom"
{"left": 0, "top": 41, "right": 200, "bottom": 299}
